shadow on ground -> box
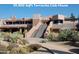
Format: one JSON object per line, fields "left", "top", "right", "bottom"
{"left": 37, "top": 47, "right": 72, "bottom": 54}
{"left": 69, "top": 48, "right": 79, "bottom": 54}
{"left": 63, "top": 41, "right": 79, "bottom": 47}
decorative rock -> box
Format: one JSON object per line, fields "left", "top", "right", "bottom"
{"left": 0, "top": 41, "right": 9, "bottom": 47}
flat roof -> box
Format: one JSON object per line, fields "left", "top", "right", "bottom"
{"left": 5, "top": 18, "right": 32, "bottom": 22}
{"left": 0, "top": 24, "right": 32, "bottom": 29}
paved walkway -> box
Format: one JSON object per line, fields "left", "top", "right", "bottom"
{"left": 26, "top": 38, "right": 79, "bottom": 54}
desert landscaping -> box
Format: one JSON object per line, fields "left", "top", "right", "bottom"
{"left": 0, "top": 10, "right": 79, "bottom": 54}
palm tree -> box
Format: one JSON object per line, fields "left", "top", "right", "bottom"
{"left": 70, "top": 13, "right": 76, "bottom": 31}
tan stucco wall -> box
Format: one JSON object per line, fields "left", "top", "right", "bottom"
{"left": 52, "top": 15, "right": 65, "bottom": 21}
{"left": 33, "top": 19, "right": 40, "bottom": 26}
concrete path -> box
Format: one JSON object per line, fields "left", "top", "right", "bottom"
{"left": 26, "top": 38, "right": 79, "bottom": 54}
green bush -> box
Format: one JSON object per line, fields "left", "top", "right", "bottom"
{"left": 69, "top": 31, "right": 79, "bottom": 43}
{"left": 0, "top": 32, "right": 33, "bottom": 54}
{"left": 0, "top": 32, "right": 11, "bottom": 42}
{"left": 58, "top": 30, "right": 72, "bottom": 41}
{"left": 0, "top": 32, "right": 23, "bottom": 43}
{"left": 58, "top": 30, "right": 79, "bottom": 42}
{"left": 0, "top": 32, "right": 4, "bottom": 38}
{"left": 10, "top": 32, "right": 23, "bottom": 43}
{"left": 0, "top": 32, "right": 10, "bottom": 41}
{"left": 46, "top": 33, "right": 56, "bottom": 41}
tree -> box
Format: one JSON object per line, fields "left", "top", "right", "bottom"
{"left": 76, "top": 15, "right": 79, "bottom": 30}
{"left": 77, "top": 15, "right": 79, "bottom": 23}
{"left": 70, "top": 13, "right": 75, "bottom": 20}
{"left": 70, "top": 13, "right": 76, "bottom": 31}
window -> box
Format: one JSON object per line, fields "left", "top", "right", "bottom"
{"left": 53, "top": 20, "right": 63, "bottom": 24}
{"left": 53, "top": 20, "right": 58, "bottom": 24}
{"left": 59, "top": 20, "right": 63, "bottom": 23}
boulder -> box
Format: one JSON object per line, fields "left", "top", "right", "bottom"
{"left": 0, "top": 41, "right": 9, "bottom": 47}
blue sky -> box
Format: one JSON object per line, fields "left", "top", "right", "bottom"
{"left": 0, "top": 4, "right": 79, "bottom": 19}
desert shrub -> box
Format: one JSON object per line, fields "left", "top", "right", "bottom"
{"left": 0, "top": 32, "right": 23, "bottom": 43}
{"left": 28, "top": 44, "right": 42, "bottom": 51}
{"left": 7, "top": 43, "right": 19, "bottom": 51}
{"left": 0, "top": 32, "right": 10, "bottom": 41}
{"left": 8, "top": 44, "right": 34, "bottom": 54}
{"left": 69, "top": 31, "right": 79, "bottom": 43}
{"left": 7, "top": 43, "right": 34, "bottom": 54}
{"left": 0, "top": 45, "right": 8, "bottom": 54}
{"left": 12, "top": 31, "right": 23, "bottom": 38}
{"left": 19, "top": 46, "right": 34, "bottom": 54}
{"left": 0, "top": 32, "right": 4, "bottom": 38}
{"left": 0, "top": 32, "right": 11, "bottom": 42}
{"left": 58, "top": 30, "right": 79, "bottom": 43}
{"left": 7, "top": 43, "right": 21, "bottom": 54}
{"left": 58, "top": 30, "right": 72, "bottom": 41}
{"left": 9, "top": 46, "right": 33, "bottom": 54}
{"left": 46, "top": 33, "right": 57, "bottom": 41}
{"left": 40, "top": 40, "right": 46, "bottom": 43}
{"left": 9, "top": 47, "right": 20, "bottom": 54}
{"left": 9, "top": 32, "right": 23, "bottom": 43}
{"left": 19, "top": 47, "right": 28, "bottom": 54}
